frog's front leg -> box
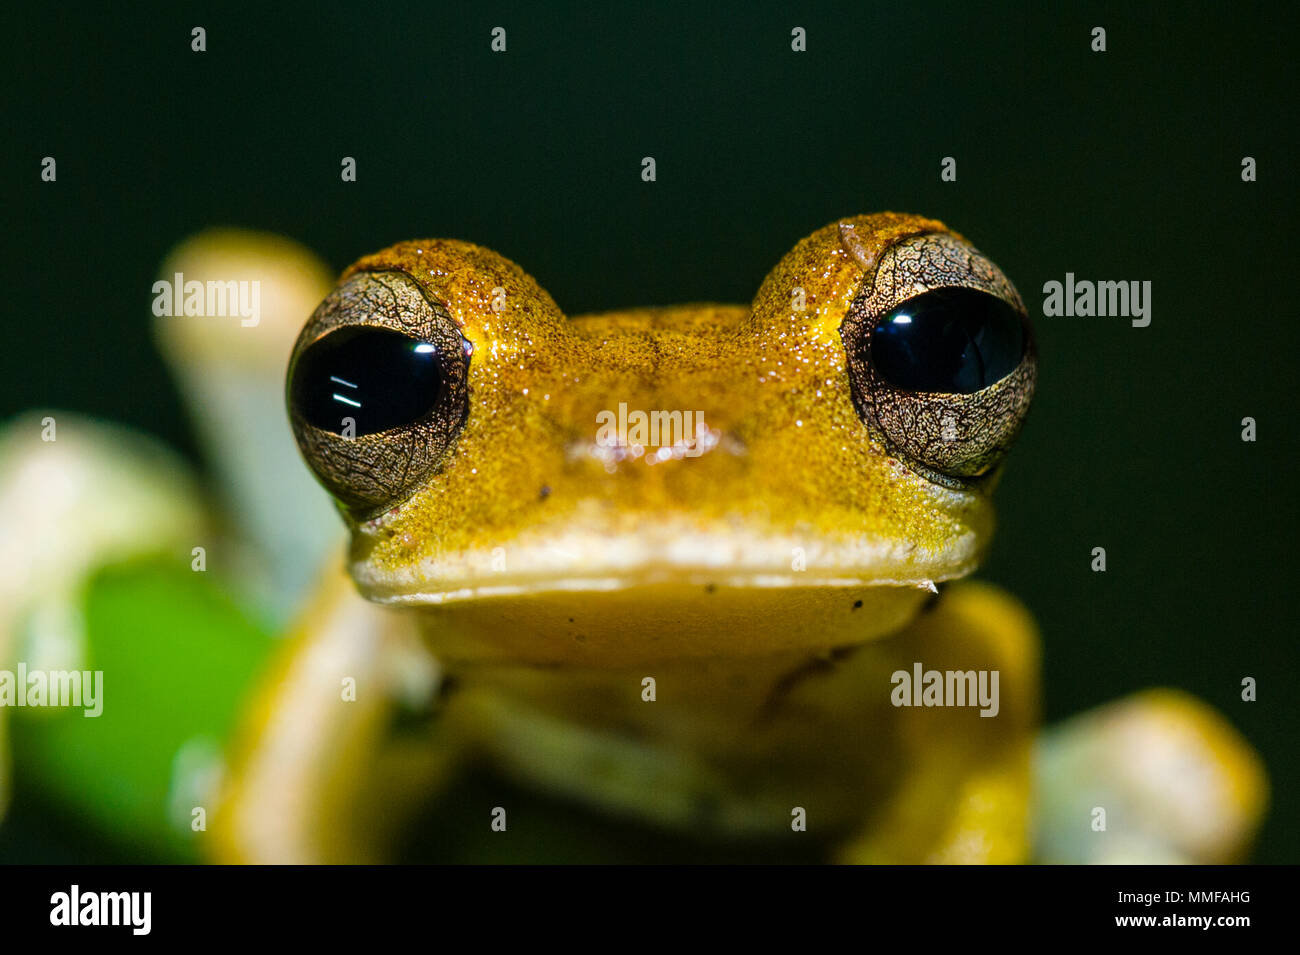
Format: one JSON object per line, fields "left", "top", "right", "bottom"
{"left": 210, "top": 564, "right": 467, "bottom": 863}
{"left": 832, "top": 582, "right": 1267, "bottom": 864}
{"left": 831, "top": 581, "right": 1039, "bottom": 863}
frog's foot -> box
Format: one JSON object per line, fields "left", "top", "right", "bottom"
{"left": 210, "top": 564, "right": 466, "bottom": 863}
{"left": 1033, "top": 689, "right": 1267, "bottom": 864}
{"left": 833, "top": 580, "right": 1040, "bottom": 863}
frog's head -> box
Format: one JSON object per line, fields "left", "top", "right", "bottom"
{"left": 286, "top": 214, "right": 1036, "bottom": 665}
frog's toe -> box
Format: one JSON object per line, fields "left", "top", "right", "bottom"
{"left": 1034, "top": 688, "right": 1267, "bottom": 863}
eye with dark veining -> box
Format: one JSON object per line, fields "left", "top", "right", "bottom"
{"left": 287, "top": 271, "right": 470, "bottom": 514}
{"left": 841, "top": 233, "right": 1036, "bottom": 485}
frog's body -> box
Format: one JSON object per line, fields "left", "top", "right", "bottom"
{"left": 430, "top": 578, "right": 1036, "bottom": 862}
{"left": 203, "top": 214, "right": 1263, "bottom": 863}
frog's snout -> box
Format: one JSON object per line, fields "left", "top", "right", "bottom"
{"left": 567, "top": 407, "right": 735, "bottom": 470}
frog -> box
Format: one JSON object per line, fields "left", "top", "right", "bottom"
{"left": 204, "top": 213, "right": 1266, "bottom": 864}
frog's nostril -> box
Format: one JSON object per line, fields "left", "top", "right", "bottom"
{"left": 570, "top": 412, "right": 735, "bottom": 471}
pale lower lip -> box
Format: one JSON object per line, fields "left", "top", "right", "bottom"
{"left": 369, "top": 571, "right": 944, "bottom": 606}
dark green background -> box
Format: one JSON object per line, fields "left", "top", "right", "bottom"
{"left": 3, "top": 2, "right": 1296, "bottom": 861}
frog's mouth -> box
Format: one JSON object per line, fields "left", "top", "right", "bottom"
{"left": 351, "top": 537, "right": 966, "bottom": 665}
{"left": 347, "top": 511, "right": 986, "bottom": 663}
{"left": 351, "top": 520, "right": 980, "bottom": 607}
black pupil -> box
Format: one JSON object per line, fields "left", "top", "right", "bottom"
{"left": 291, "top": 326, "right": 447, "bottom": 435}
{"left": 870, "top": 287, "right": 1024, "bottom": 394}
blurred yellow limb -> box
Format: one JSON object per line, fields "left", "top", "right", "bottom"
{"left": 211, "top": 563, "right": 460, "bottom": 863}
{"left": 153, "top": 230, "right": 342, "bottom": 621}
{"left": 836, "top": 582, "right": 1040, "bottom": 863}
{"left": 1034, "top": 689, "right": 1268, "bottom": 863}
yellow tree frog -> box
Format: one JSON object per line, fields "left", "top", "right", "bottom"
{"left": 207, "top": 213, "right": 1265, "bottom": 863}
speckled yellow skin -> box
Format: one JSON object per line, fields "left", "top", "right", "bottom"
{"left": 277, "top": 214, "right": 1041, "bottom": 861}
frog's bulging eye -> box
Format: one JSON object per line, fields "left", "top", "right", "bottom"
{"left": 290, "top": 326, "right": 449, "bottom": 437}
{"left": 842, "top": 233, "right": 1036, "bottom": 485}
{"left": 871, "top": 288, "right": 1025, "bottom": 394}
{"left": 287, "top": 271, "right": 470, "bottom": 515}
